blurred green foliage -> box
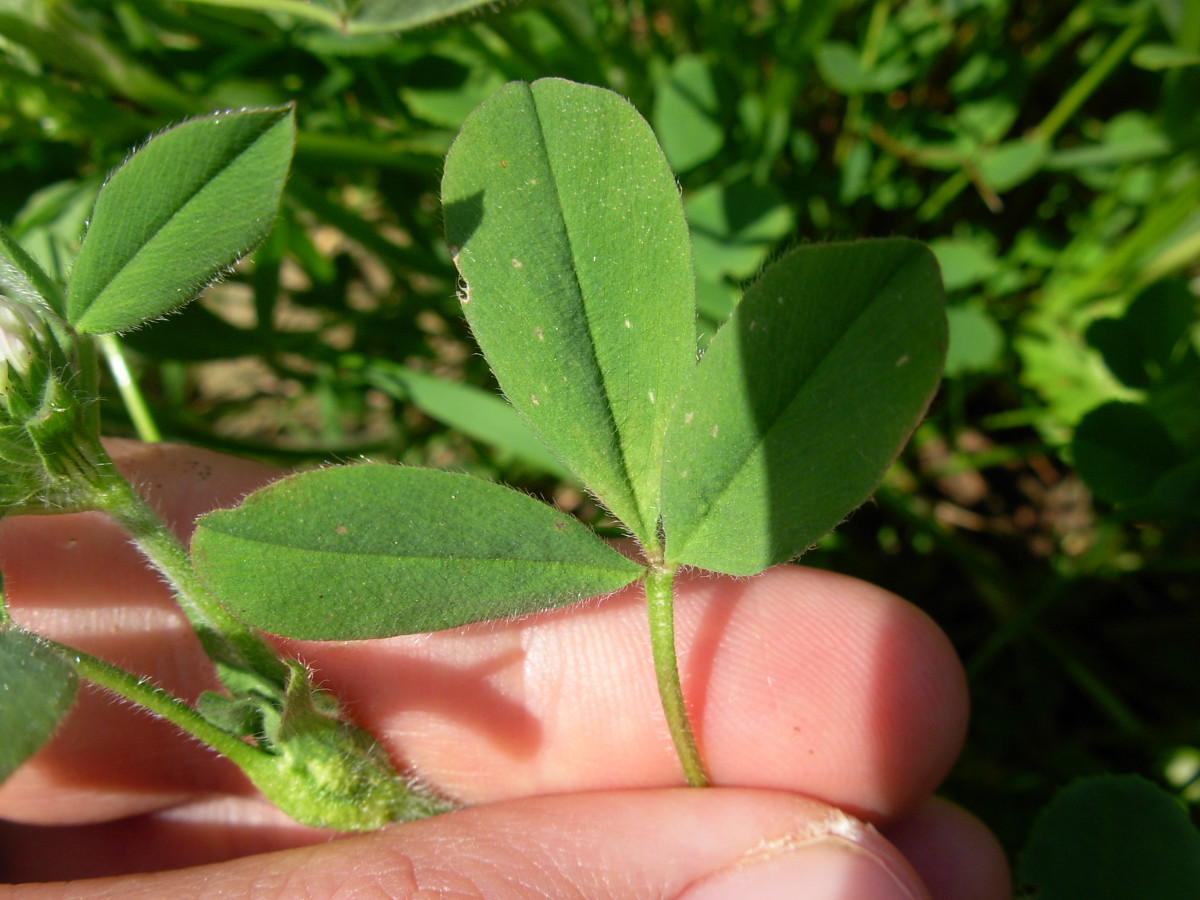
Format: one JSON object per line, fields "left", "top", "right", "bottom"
{"left": 2, "top": 0, "right": 1199, "bottom": 881}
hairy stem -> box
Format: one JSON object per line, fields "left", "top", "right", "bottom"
{"left": 87, "top": 448, "right": 288, "bottom": 691}
{"left": 50, "top": 635, "right": 454, "bottom": 829}
{"left": 50, "top": 637, "right": 275, "bottom": 775}
{"left": 49, "top": 444, "right": 464, "bottom": 829}
{"left": 644, "top": 564, "right": 709, "bottom": 787}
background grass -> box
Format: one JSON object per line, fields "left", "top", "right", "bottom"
{"left": 2, "top": 0, "right": 1198, "bottom": 888}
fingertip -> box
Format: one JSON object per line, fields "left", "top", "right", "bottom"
{"left": 677, "top": 565, "right": 968, "bottom": 821}
{"left": 883, "top": 796, "right": 1012, "bottom": 900}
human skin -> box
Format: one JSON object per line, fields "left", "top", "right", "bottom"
{"left": 0, "top": 440, "right": 1010, "bottom": 898}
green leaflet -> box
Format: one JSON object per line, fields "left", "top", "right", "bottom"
{"left": 1072, "top": 401, "right": 1182, "bottom": 505}
{"left": 0, "top": 222, "right": 63, "bottom": 315}
{"left": 0, "top": 621, "right": 78, "bottom": 783}
{"left": 442, "top": 79, "right": 696, "bottom": 547}
{"left": 66, "top": 107, "right": 295, "bottom": 335}
{"left": 653, "top": 55, "right": 723, "bottom": 173}
{"left": 343, "top": 0, "right": 518, "bottom": 33}
{"left": 191, "top": 465, "right": 644, "bottom": 640}
{"left": 1018, "top": 775, "right": 1200, "bottom": 900}
{"left": 661, "top": 239, "right": 946, "bottom": 575}
{"left": 172, "top": 0, "right": 513, "bottom": 33}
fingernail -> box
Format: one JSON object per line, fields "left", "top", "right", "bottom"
{"left": 680, "top": 812, "right": 925, "bottom": 900}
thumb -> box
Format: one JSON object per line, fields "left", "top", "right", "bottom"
{"left": 34, "top": 790, "right": 931, "bottom": 900}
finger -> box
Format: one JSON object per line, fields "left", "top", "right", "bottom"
{"left": 3, "top": 789, "right": 943, "bottom": 899}
{"left": 0, "top": 796, "right": 325, "bottom": 882}
{"left": 0, "top": 442, "right": 967, "bottom": 830}
{"left": 287, "top": 563, "right": 967, "bottom": 823}
{"left": 883, "top": 797, "right": 1011, "bottom": 900}
{"left": 100, "top": 437, "right": 284, "bottom": 537}
{"left": 0, "top": 794, "right": 1012, "bottom": 898}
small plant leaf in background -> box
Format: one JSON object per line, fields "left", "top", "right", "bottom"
{"left": 661, "top": 239, "right": 946, "bottom": 575}
{"left": 815, "top": 41, "right": 914, "bottom": 94}
{"left": 170, "top": 0, "right": 511, "bottom": 33}
{"left": 814, "top": 41, "right": 872, "bottom": 94}
{"left": 653, "top": 55, "right": 724, "bottom": 173}
{"left": 365, "top": 363, "right": 571, "bottom": 478}
{"left": 1018, "top": 775, "right": 1200, "bottom": 900}
{"left": 929, "top": 237, "right": 1000, "bottom": 292}
{"left": 66, "top": 106, "right": 295, "bottom": 335}
{"left": 3, "top": 178, "right": 101, "bottom": 288}
{"left": 944, "top": 304, "right": 1004, "bottom": 377}
{"left": 0, "top": 621, "right": 78, "bottom": 783}
{"left": 1132, "top": 43, "right": 1200, "bottom": 70}
{"left": 686, "top": 178, "right": 795, "bottom": 283}
{"left": 442, "top": 79, "right": 696, "bottom": 546}
{"left": 978, "top": 139, "right": 1048, "bottom": 193}
{"left": 399, "top": 47, "right": 508, "bottom": 129}
{"left": 1085, "top": 279, "right": 1196, "bottom": 391}
{"left": 1071, "top": 402, "right": 1182, "bottom": 505}
{"left": 192, "top": 465, "right": 643, "bottom": 640}
{"left": 1146, "top": 458, "right": 1200, "bottom": 519}
{"left": 345, "top": 0, "right": 521, "bottom": 33}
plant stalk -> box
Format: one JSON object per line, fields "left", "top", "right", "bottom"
{"left": 87, "top": 451, "right": 288, "bottom": 691}
{"left": 97, "top": 334, "right": 163, "bottom": 444}
{"left": 644, "top": 564, "right": 709, "bottom": 787}
{"left": 51, "top": 637, "right": 275, "bottom": 775}
{"left": 48, "top": 633, "right": 453, "bottom": 829}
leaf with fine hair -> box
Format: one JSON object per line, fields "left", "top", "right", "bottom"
{"left": 66, "top": 106, "right": 294, "bottom": 335}
{"left": 0, "top": 620, "right": 78, "bottom": 783}
{"left": 442, "top": 78, "right": 696, "bottom": 548}
{"left": 0, "top": 222, "right": 63, "bottom": 315}
{"left": 661, "top": 239, "right": 946, "bottom": 575}
{"left": 192, "top": 464, "right": 644, "bottom": 640}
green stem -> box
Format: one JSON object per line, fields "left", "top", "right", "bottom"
{"left": 51, "top": 637, "right": 275, "bottom": 775}
{"left": 1029, "top": 11, "right": 1150, "bottom": 144}
{"left": 88, "top": 451, "right": 288, "bottom": 691}
{"left": 645, "top": 564, "right": 709, "bottom": 787}
{"left": 48, "top": 635, "right": 453, "bottom": 829}
{"left": 98, "top": 334, "right": 163, "bottom": 444}
{"left": 173, "top": 0, "right": 342, "bottom": 29}
{"left": 920, "top": 8, "right": 1149, "bottom": 221}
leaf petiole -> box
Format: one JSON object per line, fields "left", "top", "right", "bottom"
{"left": 644, "top": 564, "right": 708, "bottom": 787}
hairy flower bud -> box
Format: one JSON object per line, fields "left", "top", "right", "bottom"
{"left": 0, "top": 292, "right": 99, "bottom": 510}
{"left": 0, "top": 294, "right": 52, "bottom": 411}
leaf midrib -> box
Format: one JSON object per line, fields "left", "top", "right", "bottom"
{"left": 525, "top": 84, "right": 646, "bottom": 539}
{"left": 72, "top": 117, "right": 279, "bottom": 321}
{"left": 668, "top": 251, "right": 921, "bottom": 559}
{"left": 202, "top": 528, "right": 640, "bottom": 571}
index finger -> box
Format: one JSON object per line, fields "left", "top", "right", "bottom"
{"left": 0, "top": 442, "right": 966, "bottom": 828}
{"left": 284, "top": 562, "right": 966, "bottom": 823}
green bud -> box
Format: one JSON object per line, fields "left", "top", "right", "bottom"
{"left": 0, "top": 293, "right": 101, "bottom": 512}
{"left": 0, "top": 294, "right": 53, "bottom": 415}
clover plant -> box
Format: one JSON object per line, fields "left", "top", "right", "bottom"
{"left": 0, "top": 79, "right": 946, "bottom": 830}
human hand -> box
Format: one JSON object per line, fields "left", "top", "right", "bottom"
{"left": 0, "top": 440, "right": 1009, "bottom": 898}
